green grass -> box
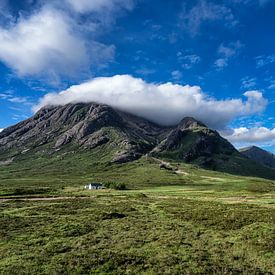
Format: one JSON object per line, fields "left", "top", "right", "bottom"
{"left": 0, "top": 152, "right": 274, "bottom": 273}
{"left": 1, "top": 149, "right": 274, "bottom": 194}
{"left": 0, "top": 192, "right": 274, "bottom": 274}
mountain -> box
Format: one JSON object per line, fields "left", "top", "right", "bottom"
{"left": 1, "top": 102, "right": 275, "bottom": 179}
{"left": 240, "top": 146, "right": 275, "bottom": 169}
{"left": 0, "top": 103, "right": 170, "bottom": 164}
{"left": 152, "top": 117, "right": 236, "bottom": 168}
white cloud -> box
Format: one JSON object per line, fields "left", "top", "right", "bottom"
{"left": 222, "top": 126, "right": 275, "bottom": 147}
{"left": 0, "top": 129, "right": 3, "bottom": 133}
{"left": 0, "top": 8, "right": 89, "bottom": 77}
{"left": 180, "top": 0, "right": 237, "bottom": 36}
{"left": 34, "top": 75, "right": 268, "bottom": 129}
{"left": 0, "top": 1, "right": 127, "bottom": 79}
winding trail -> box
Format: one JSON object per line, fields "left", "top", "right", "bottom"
{"left": 150, "top": 157, "right": 189, "bottom": 175}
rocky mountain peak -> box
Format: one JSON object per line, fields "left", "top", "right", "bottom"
{"left": 177, "top": 117, "right": 206, "bottom": 130}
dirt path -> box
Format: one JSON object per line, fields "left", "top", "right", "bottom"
{"left": 0, "top": 196, "right": 91, "bottom": 202}
{"left": 175, "top": 170, "right": 189, "bottom": 175}
{"left": 151, "top": 157, "right": 189, "bottom": 175}
{"left": 201, "top": 176, "right": 224, "bottom": 181}
{"left": 151, "top": 157, "right": 170, "bottom": 166}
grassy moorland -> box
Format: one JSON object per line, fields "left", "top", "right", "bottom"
{"left": 0, "top": 154, "right": 275, "bottom": 274}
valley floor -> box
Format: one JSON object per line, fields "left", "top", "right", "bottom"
{"left": 0, "top": 186, "right": 274, "bottom": 274}
{"left": 0, "top": 156, "right": 275, "bottom": 274}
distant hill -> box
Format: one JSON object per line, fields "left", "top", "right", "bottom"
{"left": 240, "top": 146, "right": 275, "bottom": 169}
{"left": 0, "top": 102, "right": 275, "bottom": 179}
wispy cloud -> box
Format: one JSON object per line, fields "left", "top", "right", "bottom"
{"left": 241, "top": 77, "right": 257, "bottom": 89}
{"left": 177, "top": 53, "right": 201, "bottom": 69}
{"left": 171, "top": 70, "right": 183, "bottom": 81}
{"left": 218, "top": 41, "right": 243, "bottom": 57}
{"left": 214, "top": 58, "right": 228, "bottom": 69}
{"left": 180, "top": 0, "right": 237, "bottom": 36}
{"left": 255, "top": 54, "right": 275, "bottom": 68}
{"left": 0, "top": 91, "right": 13, "bottom": 100}
{"left": 230, "top": 0, "right": 273, "bottom": 7}
{"left": 267, "top": 79, "right": 275, "bottom": 90}
{"left": 135, "top": 68, "right": 156, "bottom": 76}
{"left": 65, "top": 0, "right": 134, "bottom": 15}
{"left": 0, "top": 91, "right": 33, "bottom": 106}
{"left": 214, "top": 41, "right": 244, "bottom": 69}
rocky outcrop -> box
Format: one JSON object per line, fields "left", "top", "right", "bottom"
{"left": 0, "top": 103, "right": 166, "bottom": 161}
{"left": 112, "top": 151, "right": 141, "bottom": 164}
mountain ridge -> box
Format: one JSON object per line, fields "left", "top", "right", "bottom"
{"left": 240, "top": 146, "right": 275, "bottom": 169}
{"left": 1, "top": 102, "right": 275, "bottom": 179}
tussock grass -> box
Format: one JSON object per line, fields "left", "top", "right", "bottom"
{"left": 0, "top": 194, "right": 274, "bottom": 274}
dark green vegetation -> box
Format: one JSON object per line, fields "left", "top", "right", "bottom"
{"left": 104, "top": 182, "right": 127, "bottom": 190}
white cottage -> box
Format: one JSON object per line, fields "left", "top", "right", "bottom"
{"left": 85, "top": 183, "right": 103, "bottom": 190}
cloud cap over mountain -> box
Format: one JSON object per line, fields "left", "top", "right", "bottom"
{"left": 35, "top": 75, "right": 267, "bottom": 129}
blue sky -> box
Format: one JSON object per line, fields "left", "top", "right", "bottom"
{"left": 0, "top": 0, "right": 274, "bottom": 152}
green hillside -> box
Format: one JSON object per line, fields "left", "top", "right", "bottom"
{"left": 1, "top": 145, "right": 275, "bottom": 196}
